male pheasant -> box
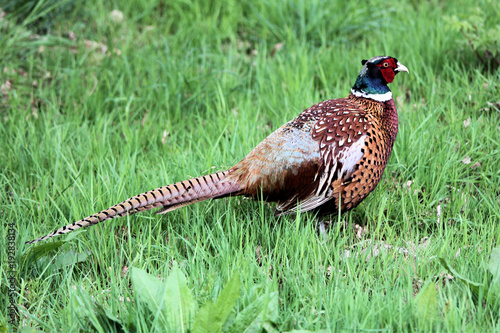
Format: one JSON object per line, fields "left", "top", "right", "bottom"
{"left": 27, "top": 55, "right": 409, "bottom": 244}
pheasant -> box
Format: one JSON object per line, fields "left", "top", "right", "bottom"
{"left": 27, "top": 55, "right": 409, "bottom": 244}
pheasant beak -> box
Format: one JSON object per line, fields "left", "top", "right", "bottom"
{"left": 395, "top": 62, "right": 409, "bottom": 74}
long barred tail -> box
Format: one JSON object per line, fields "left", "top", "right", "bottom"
{"left": 26, "top": 170, "right": 241, "bottom": 244}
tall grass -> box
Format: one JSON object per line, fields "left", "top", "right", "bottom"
{"left": 1, "top": 0, "right": 499, "bottom": 331}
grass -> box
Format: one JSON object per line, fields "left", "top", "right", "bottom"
{"left": 1, "top": 0, "right": 499, "bottom": 331}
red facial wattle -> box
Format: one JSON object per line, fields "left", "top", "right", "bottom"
{"left": 376, "top": 58, "right": 397, "bottom": 83}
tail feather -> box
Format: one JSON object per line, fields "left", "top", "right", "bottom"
{"left": 26, "top": 170, "right": 240, "bottom": 244}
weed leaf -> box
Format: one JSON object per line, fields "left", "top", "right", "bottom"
{"left": 194, "top": 300, "right": 215, "bottom": 333}
{"left": 213, "top": 272, "right": 241, "bottom": 327}
{"left": 130, "top": 267, "right": 165, "bottom": 314}
{"left": 194, "top": 272, "right": 241, "bottom": 333}
{"left": 164, "top": 266, "right": 198, "bottom": 332}
{"left": 228, "top": 291, "right": 279, "bottom": 333}
{"left": 439, "top": 258, "right": 483, "bottom": 297}
{"left": 21, "top": 241, "right": 66, "bottom": 264}
{"left": 51, "top": 250, "right": 91, "bottom": 270}
{"left": 415, "top": 282, "right": 438, "bottom": 322}
{"left": 487, "top": 247, "right": 500, "bottom": 286}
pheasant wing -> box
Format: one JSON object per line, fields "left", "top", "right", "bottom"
{"left": 276, "top": 100, "right": 371, "bottom": 215}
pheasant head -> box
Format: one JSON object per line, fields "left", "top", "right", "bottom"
{"left": 351, "top": 56, "right": 409, "bottom": 102}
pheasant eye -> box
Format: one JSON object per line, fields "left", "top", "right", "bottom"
{"left": 382, "top": 62, "right": 390, "bottom": 68}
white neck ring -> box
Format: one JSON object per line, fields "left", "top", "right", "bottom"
{"left": 351, "top": 89, "right": 392, "bottom": 102}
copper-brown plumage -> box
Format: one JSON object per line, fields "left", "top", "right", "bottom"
{"left": 27, "top": 56, "right": 409, "bottom": 244}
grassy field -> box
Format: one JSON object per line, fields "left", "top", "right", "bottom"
{"left": 1, "top": 0, "right": 499, "bottom": 331}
